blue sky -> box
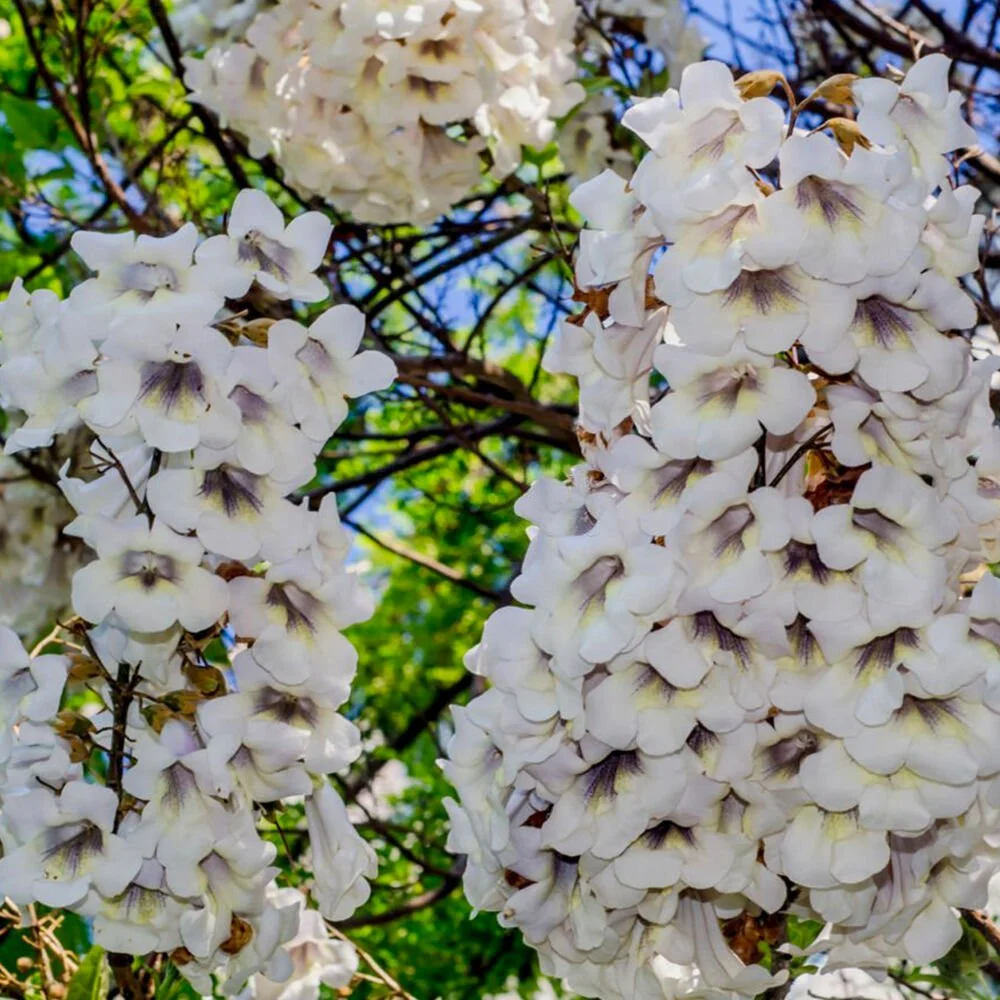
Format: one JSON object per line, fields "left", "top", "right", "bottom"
{"left": 691, "top": 0, "right": 971, "bottom": 67}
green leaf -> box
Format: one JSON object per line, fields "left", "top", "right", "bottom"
{"left": 66, "top": 946, "right": 109, "bottom": 1000}
{"left": 0, "top": 94, "right": 62, "bottom": 148}
{"left": 155, "top": 963, "right": 200, "bottom": 1000}
{"left": 785, "top": 916, "right": 824, "bottom": 950}
{"left": 581, "top": 74, "right": 615, "bottom": 95}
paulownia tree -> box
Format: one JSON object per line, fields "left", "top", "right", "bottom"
{"left": 0, "top": 2, "right": 999, "bottom": 999}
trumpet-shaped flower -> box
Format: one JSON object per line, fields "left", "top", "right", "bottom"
{"left": 0, "top": 782, "right": 143, "bottom": 908}
{"left": 745, "top": 134, "right": 922, "bottom": 285}
{"left": 196, "top": 188, "right": 332, "bottom": 301}
{"left": 625, "top": 61, "right": 784, "bottom": 232}
{"left": 71, "top": 516, "right": 228, "bottom": 632}
{"left": 305, "top": 781, "right": 377, "bottom": 921}
{"left": 267, "top": 306, "right": 396, "bottom": 443}
{"left": 650, "top": 339, "right": 816, "bottom": 461}
{"left": 70, "top": 224, "right": 222, "bottom": 330}
{"left": 854, "top": 54, "right": 978, "bottom": 186}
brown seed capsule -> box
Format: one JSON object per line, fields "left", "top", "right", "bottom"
{"left": 503, "top": 868, "right": 535, "bottom": 890}
{"left": 242, "top": 317, "right": 277, "bottom": 347}
{"left": 67, "top": 736, "right": 91, "bottom": 764}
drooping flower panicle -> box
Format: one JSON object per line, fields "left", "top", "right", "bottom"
{"left": 0, "top": 188, "right": 393, "bottom": 994}
{"left": 183, "top": 0, "right": 584, "bottom": 224}
{"left": 445, "top": 56, "right": 999, "bottom": 1000}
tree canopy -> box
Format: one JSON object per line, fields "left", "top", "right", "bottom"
{"left": 1, "top": 1, "right": 1000, "bottom": 998}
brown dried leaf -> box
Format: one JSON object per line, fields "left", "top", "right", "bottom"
{"left": 570, "top": 285, "right": 613, "bottom": 321}
{"left": 803, "top": 451, "right": 868, "bottom": 510}
{"left": 67, "top": 654, "right": 103, "bottom": 683}
{"left": 504, "top": 868, "right": 535, "bottom": 890}
{"left": 220, "top": 916, "right": 255, "bottom": 955}
{"left": 522, "top": 808, "right": 552, "bottom": 829}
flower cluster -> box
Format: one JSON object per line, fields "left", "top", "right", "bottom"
{"left": 445, "top": 56, "right": 1000, "bottom": 999}
{"left": 171, "top": 0, "right": 271, "bottom": 48}
{"left": 183, "top": 0, "right": 584, "bottom": 224}
{"left": 0, "top": 188, "right": 394, "bottom": 992}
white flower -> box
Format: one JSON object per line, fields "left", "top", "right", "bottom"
{"left": 194, "top": 682, "right": 316, "bottom": 803}
{"left": 558, "top": 96, "right": 631, "bottom": 185}
{"left": 199, "top": 345, "right": 317, "bottom": 487}
{"left": 449, "top": 54, "right": 1000, "bottom": 998}
{"left": 811, "top": 464, "right": 957, "bottom": 630}
{"left": 667, "top": 895, "right": 787, "bottom": 994}
{"left": 800, "top": 734, "right": 978, "bottom": 833}
{"left": 71, "top": 515, "right": 228, "bottom": 632}
{"left": 569, "top": 169, "right": 660, "bottom": 292}
{"left": 543, "top": 311, "right": 663, "bottom": 433}
{"left": 0, "top": 332, "right": 99, "bottom": 453}
{"left": 183, "top": 0, "right": 584, "bottom": 223}
{"left": 199, "top": 648, "right": 360, "bottom": 777}
{"left": 0, "top": 278, "right": 55, "bottom": 362}
{"left": 655, "top": 252, "right": 855, "bottom": 359}
{"left": 227, "top": 552, "right": 370, "bottom": 686}
{"left": 745, "top": 134, "right": 923, "bottom": 285}
{"left": 804, "top": 263, "right": 971, "bottom": 401}
{"left": 166, "top": 809, "right": 279, "bottom": 962}
{"left": 603, "top": 788, "right": 737, "bottom": 896}
{"left": 305, "top": 780, "right": 377, "bottom": 921}
{"left": 88, "top": 617, "right": 185, "bottom": 692}
{"left": 147, "top": 456, "right": 314, "bottom": 563}
{"left": 196, "top": 189, "right": 332, "bottom": 302}
{"left": 122, "top": 720, "right": 235, "bottom": 822}
{"left": 922, "top": 185, "right": 985, "bottom": 278}
{"left": 803, "top": 617, "right": 932, "bottom": 738}
{"left": 253, "top": 888, "right": 358, "bottom": 1000}
{"left": 92, "top": 322, "right": 241, "bottom": 451}
{"left": 854, "top": 54, "right": 978, "bottom": 186}
{"left": 0, "top": 781, "right": 143, "bottom": 908}
{"left": 540, "top": 745, "right": 690, "bottom": 859}
{"left": 584, "top": 656, "right": 745, "bottom": 758}
{"left": 469, "top": 607, "right": 560, "bottom": 724}
{"left": 669, "top": 481, "right": 795, "bottom": 606}
{"left": 0, "top": 184, "right": 391, "bottom": 988}
{"left": 91, "top": 856, "right": 188, "bottom": 955}
{"left": 59, "top": 438, "right": 156, "bottom": 549}
{"left": 267, "top": 306, "right": 396, "bottom": 442}
{"left": 625, "top": 61, "right": 785, "bottom": 233}
{"left": 766, "top": 804, "right": 889, "bottom": 890}
{"left": 650, "top": 339, "right": 816, "bottom": 461}
{"left": 0, "top": 626, "right": 67, "bottom": 753}
{"left": 70, "top": 224, "right": 222, "bottom": 329}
